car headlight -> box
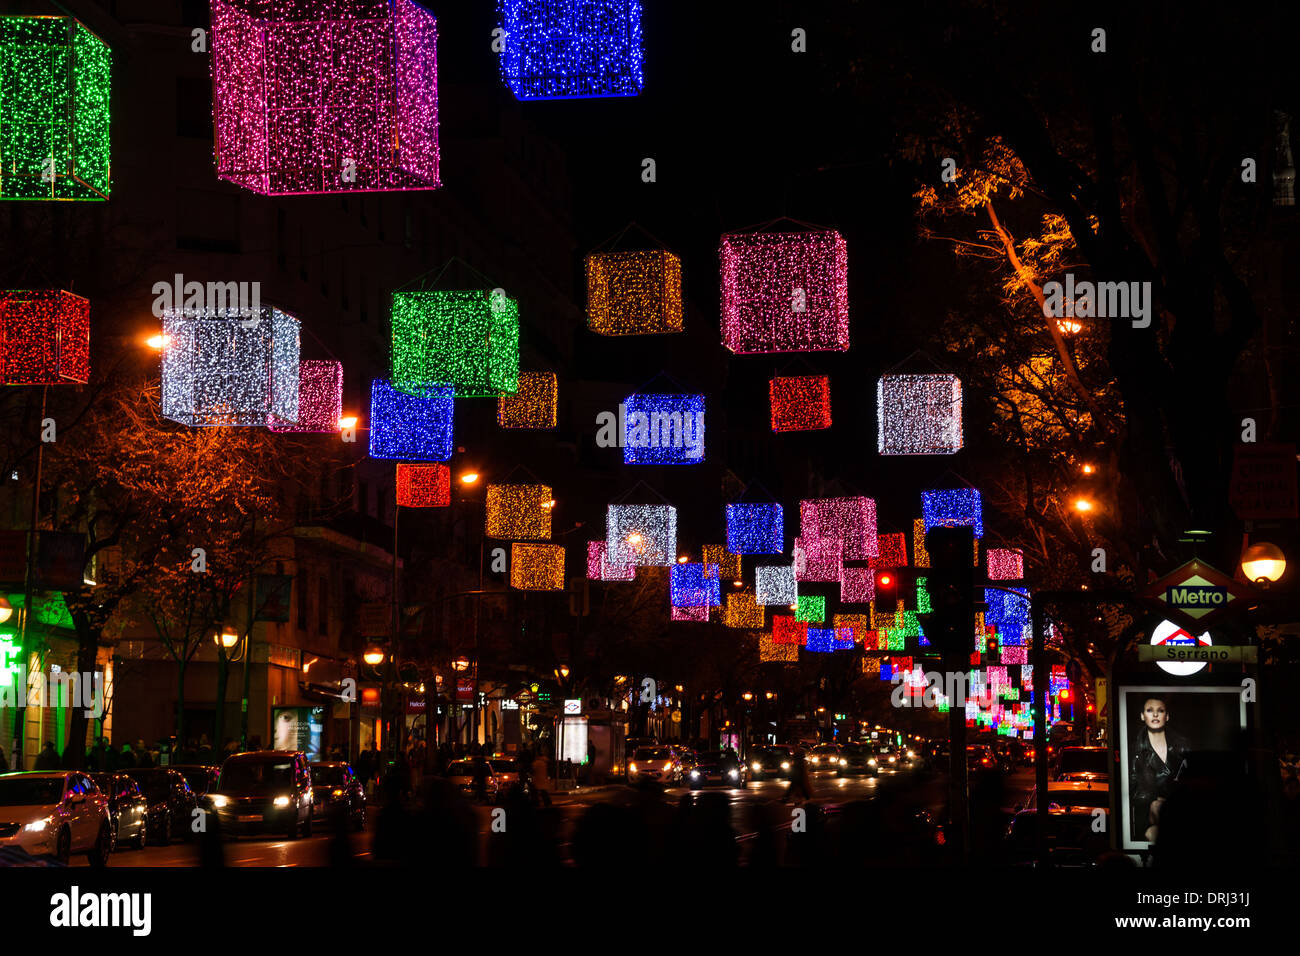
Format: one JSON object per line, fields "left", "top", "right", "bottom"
{"left": 907, "top": 751, "right": 916, "bottom": 758}
{"left": 24, "top": 819, "right": 48, "bottom": 832}
{"left": 868, "top": 758, "right": 877, "bottom": 766}
{"left": 781, "top": 761, "right": 791, "bottom": 770}
{"left": 273, "top": 796, "right": 291, "bottom": 808}
{"left": 210, "top": 795, "right": 229, "bottom": 809}
{"left": 331, "top": 789, "right": 345, "bottom": 797}
{"left": 728, "top": 769, "right": 739, "bottom": 779}
{"left": 690, "top": 771, "right": 700, "bottom": 779}
{"left": 839, "top": 759, "right": 847, "bottom": 766}
{"left": 751, "top": 762, "right": 761, "bottom": 771}
{"left": 629, "top": 763, "right": 638, "bottom": 773}
{"left": 811, "top": 757, "right": 819, "bottom": 764}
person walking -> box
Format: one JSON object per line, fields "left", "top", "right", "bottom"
{"left": 34, "top": 741, "right": 59, "bottom": 770}
{"left": 784, "top": 751, "right": 813, "bottom": 804}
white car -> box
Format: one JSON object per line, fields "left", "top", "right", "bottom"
{"left": 627, "top": 747, "right": 683, "bottom": 784}
{"left": 0, "top": 771, "right": 113, "bottom": 865}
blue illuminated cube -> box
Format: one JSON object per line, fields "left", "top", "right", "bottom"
{"left": 984, "top": 588, "right": 1030, "bottom": 627}
{"left": 726, "top": 503, "right": 783, "bottom": 555}
{"left": 806, "top": 628, "right": 835, "bottom": 652}
{"left": 623, "top": 393, "right": 705, "bottom": 465}
{"left": 921, "top": 488, "right": 983, "bottom": 538}
{"left": 368, "top": 378, "right": 454, "bottom": 461}
{"left": 499, "top": 0, "right": 644, "bottom": 101}
{"left": 671, "top": 562, "right": 721, "bottom": 608}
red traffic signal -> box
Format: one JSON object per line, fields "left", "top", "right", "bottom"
{"left": 874, "top": 569, "right": 897, "bottom": 595}
{"left": 1059, "top": 687, "right": 1072, "bottom": 702}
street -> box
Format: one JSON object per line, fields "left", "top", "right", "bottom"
{"left": 66, "top": 766, "right": 1034, "bottom": 867}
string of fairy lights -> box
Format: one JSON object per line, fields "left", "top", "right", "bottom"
{"left": 1, "top": 1, "right": 1073, "bottom": 733}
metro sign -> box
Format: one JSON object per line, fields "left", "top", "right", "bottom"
{"left": 1140, "top": 559, "right": 1254, "bottom": 630}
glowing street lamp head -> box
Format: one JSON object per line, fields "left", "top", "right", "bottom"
{"left": 363, "top": 645, "right": 386, "bottom": 666}
{"left": 147, "top": 334, "right": 169, "bottom": 350}
{"left": 460, "top": 472, "right": 480, "bottom": 485}
{"left": 1073, "top": 498, "right": 1094, "bottom": 513}
{"left": 0, "top": 595, "right": 14, "bottom": 624}
{"left": 1241, "top": 541, "right": 1286, "bottom": 584}
{"left": 216, "top": 627, "right": 239, "bottom": 650}
{"left": 338, "top": 415, "right": 358, "bottom": 429}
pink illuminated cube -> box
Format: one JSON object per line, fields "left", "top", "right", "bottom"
{"left": 211, "top": 0, "right": 440, "bottom": 195}
{"left": 799, "top": 497, "right": 877, "bottom": 561}
{"left": 269, "top": 360, "right": 343, "bottom": 432}
{"left": 719, "top": 230, "right": 848, "bottom": 353}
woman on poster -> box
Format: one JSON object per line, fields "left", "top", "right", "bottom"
{"left": 1130, "top": 696, "right": 1189, "bottom": 843}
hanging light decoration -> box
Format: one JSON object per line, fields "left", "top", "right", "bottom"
{"left": 210, "top": 0, "right": 440, "bottom": 195}
{"left": 833, "top": 613, "right": 871, "bottom": 643}
{"left": 805, "top": 628, "right": 836, "bottom": 653}
{"left": 701, "top": 545, "right": 741, "bottom": 580}
{"left": 586, "top": 540, "right": 635, "bottom": 581}
{"left": 876, "top": 374, "right": 963, "bottom": 455}
{"left": 391, "top": 290, "right": 519, "bottom": 399}
{"left": 921, "top": 489, "right": 984, "bottom": 538}
{"left": 498, "top": 0, "right": 644, "bottom": 100}
{"left": 622, "top": 393, "right": 705, "bottom": 465}
{"left": 161, "top": 307, "right": 300, "bottom": 427}
{"left": 861, "top": 655, "right": 881, "bottom": 675}
{"left": 839, "top": 567, "right": 874, "bottom": 604}
{"left": 771, "top": 615, "right": 808, "bottom": 646}
{"left": 0, "top": 290, "right": 90, "bottom": 384}
{"left": 497, "top": 371, "right": 557, "bottom": 429}
{"left": 912, "top": 518, "right": 930, "bottom": 567}
{"left": 832, "top": 627, "right": 855, "bottom": 650}
{"left": 396, "top": 463, "right": 450, "bottom": 507}
{"left": 0, "top": 17, "right": 110, "bottom": 200}
{"left": 769, "top": 375, "right": 831, "bottom": 431}
{"left": 722, "top": 591, "right": 765, "bottom": 629}
{"left": 760, "top": 633, "right": 799, "bottom": 662}
{"left": 606, "top": 503, "right": 677, "bottom": 567}
{"left": 987, "top": 548, "right": 1025, "bottom": 581}
{"left": 800, "top": 497, "right": 878, "bottom": 560}
{"left": 367, "top": 378, "right": 454, "bottom": 461}
{"left": 586, "top": 251, "right": 682, "bottom": 335}
{"left": 869, "top": 533, "right": 909, "bottom": 570}
{"left": 485, "top": 484, "right": 553, "bottom": 539}
{"left": 670, "top": 563, "right": 721, "bottom": 608}
{"left": 719, "top": 230, "right": 849, "bottom": 354}
{"left": 984, "top": 587, "right": 1030, "bottom": 627}
{"left": 726, "top": 503, "right": 783, "bottom": 555}
{"left": 795, "top": 594, "right": 825, "bottom": 624}
{"left": 755, "top": 565, "right": 796, "bottom": 606}
{"left": 269, "top": 360, "right": 344, "bottom": 432}
{"left": 510, "top": 543, "right": 565, "bottom": 591}
{"left": 671, "top": 603, "right": 709, "bottom": 622}
{"left": 793, "top": 536, "right": 842, "bottom": 583}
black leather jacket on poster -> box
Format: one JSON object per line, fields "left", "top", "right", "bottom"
{"left": 1130, "top": 729, "right": 1189, "bottom": 840}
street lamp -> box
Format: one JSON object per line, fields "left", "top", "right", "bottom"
{"left": 557, "top": 664, "right": 570, "bottom": 679}
{"left": 1241, "top": 542, "right": 1286, "bottom": 585}
{"left": 0, "top": 595, "right": 12, "bottom": 624}
{"left": 1073, "top": 498, "right": 1095, "bottom": 513}
{"left": 452, "top": 656, "right": 470, "bottom": 671}
{"left": 363, "top": 644, "right": 386, "bottom": 666}
{"left": 215, "top": 627, "right": 239, "bottom": 650}
{"left": 459, "top": 471, "right": 480, "bottom": 485}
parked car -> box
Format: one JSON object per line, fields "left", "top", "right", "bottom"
{"left": 1019, "top": 780, "right": 1110, "bottom": 814}
{"left": 749, "top": 746, "right": 797, "bottom": 780}
{"left": 1004, "top": 808, "right": 1109, "bottom": 866}
{"left": 967, "top": 745, "right": 1001, "bottom": 773}
{"left": 0, "top": 771, "right": 112, "bottom": 866}
{"left": 126, "top": 768, "right": 198, "bottom": 846}
{"left": 309, "top": 762, "right": 366, "bottom": 830}
{"left": 688, "top": 751, "right": 748, "bottom": 789}
{"left": 171, "top": 764, "right": 221, "bottom": 798}
{"left": 89, "top": 772, "right": 148, "bottom": 852}
{"left": 205, "top": 751, "right": 314, "bottom": 838}
{"left": 627, "top": 747, "right": 683, "bottom": 785}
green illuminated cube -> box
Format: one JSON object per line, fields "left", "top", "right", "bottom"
{"left": 0, "top": 16, "right": 111, "bottom": 200}
{"left": 795, "top": 594, "right": 825, "bottom": 624}
{"left": 390, "top": 290, "right": 520, "bottom": 399}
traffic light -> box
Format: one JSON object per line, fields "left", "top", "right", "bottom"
{"left": 923, "top": 526, "right": 975, "bottom": 655}
{"left": 984, "top": 635, "right": 999, "bottom": 660}
{"left": 873, "top": 568, "right": 898, "bottom": 613}
{"left": 1059, "top": 687, "right": 1072, "bottom": 702}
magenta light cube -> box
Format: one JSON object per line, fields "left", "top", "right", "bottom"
{"left": 211, "top": 0, "right": 440, "bottom": 195}
{"left": 799, "top": 496, "right": 878, "bottom": 561}
{"left": 269, "top": 359, "right": 343, "bottom": 432}
{"left": 719, "top": 230, "right": 848, "bottom": 353}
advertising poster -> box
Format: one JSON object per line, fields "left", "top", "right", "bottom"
{"left": 272, "top": 705, "right": 325, "bottom": 761}
{"left": 1116, "top": 685, "right": 1249, "bottom": 851}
